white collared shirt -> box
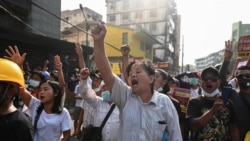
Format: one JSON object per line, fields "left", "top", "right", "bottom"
{"left": 111, "top": 75, "right": 183, "bottom": 141}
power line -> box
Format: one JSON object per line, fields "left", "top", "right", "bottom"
{"left": 0, "top": 4, "right": 46, "bottom": 36}
{"left": 29, "top": 0, "right": 91, "bottom": 35}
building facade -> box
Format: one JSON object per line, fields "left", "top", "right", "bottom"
{"left": 195, "top": 49, "right": 224, "bottom": 71}
{"left": 0, "top": 0, "right": 61, "bottom": 39}
{"left": 105, "top": 0, "right": 180, "bottom": 72}
{"left": 230, "top": 21, "right": 250, "bottom": 70}
{"left": 61, "top": 8, "right": 102, "bottom": 46}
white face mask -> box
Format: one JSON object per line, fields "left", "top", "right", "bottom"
{"left": 93, "top": 81, "right": 105, "bottom": 92}
{"left": 29, "top": 79, "right": 40, "bottom": 87}
{"left": 155, "top": 87, "right": 163, "bottom": 92}
{"left": 202, "top": 88, "right": 221, "bottom": 97}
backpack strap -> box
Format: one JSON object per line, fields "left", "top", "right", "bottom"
{"left": 34, "top": 107, "right": 43, "bottom": 132}
{"left": 99, "top": 103, "right": 116, "bottom": 131}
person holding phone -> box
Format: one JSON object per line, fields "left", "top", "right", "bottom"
{"left": 186, "top": 66, "right": 240, "bottom": 141}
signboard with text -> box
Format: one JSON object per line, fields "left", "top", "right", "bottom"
{"left": 238, "top": 35, "right": 250, "bottom": 58}
{"left": 172, "top": 87, "right": 190, "bottom": 113}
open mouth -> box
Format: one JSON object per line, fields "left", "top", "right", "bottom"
{"left": 131, "top": 79, "right": 138, "bottom": 86}
{"left": 40, "top": 96, "right": 44, "bottom": 99}
{"left": 206, "top": 84, "right": 213, "bottom": 90}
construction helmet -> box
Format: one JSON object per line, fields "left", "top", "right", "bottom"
{"left": 0, "top": 58, "right": 25, "bottom": 88}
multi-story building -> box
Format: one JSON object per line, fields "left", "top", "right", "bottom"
{"left": 0, "top": 1, "right": 95, "bottom": 77}
{"left": 230, "top": 21, "right": 250, "bottom": 70}
{"left": 195, "top": 49, "right": 224, "bottom": 71}
{"left": 105, "top": 0, "right": 180, "bottom": 72}
{"left": 61, "top": 7, "right": 102, "bottom": 31}
{"left": 61, "top": 8, "right": 102, "bottom": 46}
{"left": 195, "top": 21, "right": 250, "bottom": 73}
{"left": 61, "top": 22, "right": 159, "bottom": 74}
{"left": 0, "top": 0, "right": 61, "bottom": 39}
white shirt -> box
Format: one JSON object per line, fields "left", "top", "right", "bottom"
{"left": 190, "top": 87, "right": 200, "bottom": 98}
{"left": 79, "top": 78, "right": 120, "bottom": 141}
{"left": 29, "top": 97, "right": 73, "bottom": 141}
{"left": 111, "top": 75, "right": 183, "bottom": 141}
{"left": 80, "top": 99, "right": 94, "bottom": 127}
{"left": 74, "top": 84, "right": 83, "bottom": 107}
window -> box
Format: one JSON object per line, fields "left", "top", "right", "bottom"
{"left": 123, "top": 0, "right": 129, "bottom": 10}
{"left": 122, "top": 32, "right": 128, "bottom": 44}
{"left": 122, "top": 13, "right": 129, "bottom": 20}
{"left": 149, "top": 23, "right": 157, "bottom": 31}
{"left": 110, "top": 2, "right": 116, "bottom": 10}
{"left": 135, "top": 11, "right": 142, "bottom": 19}
{"left": 109, "top": 14, "right": 116, "bottom": 22}
{"left": 150, "top": 9, "right": 156, "bottom": 17}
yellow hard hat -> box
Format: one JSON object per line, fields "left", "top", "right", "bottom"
{"left": 0, "top": 58, "right": 25, "bottom": 87}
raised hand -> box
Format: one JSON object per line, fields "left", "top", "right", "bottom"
{"left": 224, "top": 40, "right": 233, "bottom": 61}
{"left": 54, "top": 55, "right": 62, "bottom": 71}
{"left": 80, "top": 68, "right": 89, "bottom": 80}
{"left": 91, "top": 22, "right": 106, "bottom": 42}
{"left": 121, "top": 45, "right": 130, "bottom": 57}
{"left": 4, "top": 45, "right": 26, "bottom": 66}
{"left": 75, "top": 43, "right": 83, "bottom": 57}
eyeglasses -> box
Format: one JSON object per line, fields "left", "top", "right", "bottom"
{"left": 236, "top": 74, "right": 250, "bottom": 79}
{"left": 202, "top": 77, "right": 218, "bottom": 82}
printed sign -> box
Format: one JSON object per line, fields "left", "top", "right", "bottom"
{"left": 172, "top": 87, "right": 190, "bottom": 113}
{"left": 238, "top": 35, "right": 250, "bottom": 58}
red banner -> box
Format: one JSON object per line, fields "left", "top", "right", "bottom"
{"left": 172, "top": 87, "right": 190, "bottom": 113}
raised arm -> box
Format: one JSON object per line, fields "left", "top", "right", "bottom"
{"left": 120, "top": 45, "right": 130, "bottom": 84}
{"left": 231, "top": 57, "right": 242, "bottom": 78}
{"left": 54, "top": 55, "right": 66, "bottom": 87}
{"left": 91, "top": 22, "right": 115, "bottom": 91}
{"left": 42, "top": 60, "right": 49, "bottom": 71}
{"left": 4, "top": 45, "right": 32, "bottom": 106}
{"left": 75, "top": 42, "right": 85, "bottom": 69}
{"left": 219, "top": 40, "right": 233, "bottom": 89}
{"left": 4, "top": 45, "right": 26, "bottom": 70}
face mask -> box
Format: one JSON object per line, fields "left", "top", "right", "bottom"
{"left": 101, "top": 90, "right": 112, "bottom": 102}
{"left": 94, "top": 81, "right": 105, "bottom": 92}
{"left": 155, "top": 87, "right": 163, "bottom": 92}
{"left": 190, "top": 78, "right": 199, "bottom": 86}
{"left": 29, "top": 79, "right": 40, "bottom": 87}
{"left": 202, "top": 88, "right": 221, "bottom": 97}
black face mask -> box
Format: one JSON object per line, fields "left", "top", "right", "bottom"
{"left": 238, "top": 79, "right": 250, "bottom": 89}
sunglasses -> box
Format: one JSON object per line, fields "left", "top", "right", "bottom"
{"left": 202, "top": 77, "right": 218, "bottom": 82}
{"left": 236, "top": 74, "right": 250, "bottom": 79}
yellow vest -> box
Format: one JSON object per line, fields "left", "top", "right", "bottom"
{"left": 245, "top": 131, "right": 250, "bottom": 141}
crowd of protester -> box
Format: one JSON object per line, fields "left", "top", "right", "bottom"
{"left": 0, "top": 22, "right": 250, "bottom": 141}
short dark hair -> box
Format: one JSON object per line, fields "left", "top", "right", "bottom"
{"left": 126, "top": 60, "right": 155, "bottom": 93}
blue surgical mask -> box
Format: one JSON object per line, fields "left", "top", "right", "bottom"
{"left": 190, "top": 78, "right": 199, "bottom": 85}
{"left": 29, "top": 79, "right": 40, "bottom": 87}
{"left": 101, "top": 90, "right": 112, "bottom": 102}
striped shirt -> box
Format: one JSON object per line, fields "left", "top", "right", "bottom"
{"left": 111, "top": 75, "right": 183, "bottom": 141}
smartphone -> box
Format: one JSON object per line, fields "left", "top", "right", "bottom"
{"left": 221, "top": 86, "right": 231, "bottom": 104}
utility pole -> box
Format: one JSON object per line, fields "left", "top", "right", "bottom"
{"left": 181, "top": 35, "right": 184, "bottom": 73}
{"left": 79, "top": 4, "right": 88, "bottom": 46}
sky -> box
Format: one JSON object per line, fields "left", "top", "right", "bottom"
{"left": 61, "top": 0, "right": 250, "bottom": 65}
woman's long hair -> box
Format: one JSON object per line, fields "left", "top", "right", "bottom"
{"left": 36, "top": 80, "right": 63, "bottom": 114}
